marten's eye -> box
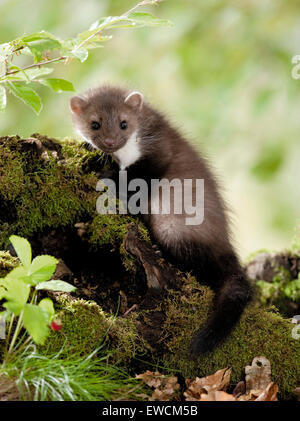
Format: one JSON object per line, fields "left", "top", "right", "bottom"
{"left": 91, "top": 121, "right": 101, "bottom": 130}
{"left": 120, "top": 120, "right": 127, "bottom": 130}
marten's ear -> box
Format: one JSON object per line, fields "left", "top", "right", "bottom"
{"left": 124, "top": 91, "right": 143, "bottom": 111}
{"left": 70, "top": 96, "right": 87, "bottom": 114}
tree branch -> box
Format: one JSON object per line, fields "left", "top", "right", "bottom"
{"left": 73, "top": 0, "right": 162, "bottom": 52}
{"left": 0, "top": 56, "right": 67, "bottom": 80}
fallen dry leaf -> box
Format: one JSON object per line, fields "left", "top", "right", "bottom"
{"left": 255, "top": 382, "right": 278, "bottom": 401}
{"left": 245, "top": 356, "right": 271, "bottom": 393}
{"left": 136, "top": 371, "right": 180, "bottom": 401}
{"left": 199, "top": 391, "right": 236, "bottom": 401}
{"left": 237, "top": 382, "right": 278, "bottom": 401}
{"left": 293, "top": 387, "right": 300, "bottom": 401}
{"left": 136, "top": 371, "right": 163, "bottom": 389}
{"left": 238, "top": 388, "right": 265, "bottom": 401}
{"left": 184, "top": 367, "right": 231, "bottom": 400}
{"left": 232, "top": 381, "right": 246, "bottom": 398}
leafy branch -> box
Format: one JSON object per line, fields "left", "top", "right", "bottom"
{"left": 0, "top": 0, "right": 172, "bottom": 114}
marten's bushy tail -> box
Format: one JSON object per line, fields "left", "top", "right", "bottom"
{"left": 190, "top": 268, "right": 252, "bottom": 355}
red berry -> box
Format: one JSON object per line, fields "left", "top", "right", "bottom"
{"left": 50, "top": 319, "right": 62, "bottom": 331}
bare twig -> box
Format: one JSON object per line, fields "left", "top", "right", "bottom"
{"left": 123, "top": 304, "right": 138, "bottom": 317}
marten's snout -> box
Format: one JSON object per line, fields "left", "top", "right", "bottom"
{"left": 103, "top": 138, "right": 116, "bottom": 148}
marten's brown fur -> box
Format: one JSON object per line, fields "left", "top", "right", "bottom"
{"left": 70, "top": 85, "right": 252, "bottom": 354}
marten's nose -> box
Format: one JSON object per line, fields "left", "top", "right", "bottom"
{"left": 103, "top": 138, "right": 116, "bottom": 147}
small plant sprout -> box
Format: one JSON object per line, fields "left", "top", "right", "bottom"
{"left": 0, "top": 235, "right": 76, "bottom": 353}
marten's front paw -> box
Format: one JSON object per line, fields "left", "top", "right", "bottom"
{"left": 152, "top": 244, "right": 163, "bottom": 258}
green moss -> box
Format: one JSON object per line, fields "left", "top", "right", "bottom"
{"left": 44, "top": 296, "right": 109, "bottom": 355}
{"left": 88, "top": 215, "right": 150, "bottom": 272}
{"left": 0, "top": 135, "right": 148, "bottom": 272}
{"left": 88, "top": 214, "right": 135, "bottom": 250}
{"left": 108, "top": 313, "right": 148, "bottom": 363}
{"left": 161, "top": 282, "right": 300, "bottom": 399}
{"left": 42, "top": 278, "right": 299, "bottom": 398}
{"left": 44, "top": 294, "right": 145, "bottom": 363}
{"left": 1, "top": 135, "right": 298, "bottom": 399}
{"left": 0, "top": 135, "right": 100, "bottom": 248}
{"left": 0, "top": 251, "right": 19, "bottom": 277}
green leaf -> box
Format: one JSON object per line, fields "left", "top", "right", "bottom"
{"left": 78, "top": 29, "right": 112, "bottom": 43}
{"left": 0, "top": 286, "right": 6, "bottom": 299}
{"left": 7, "top": 82, "right": 42, "bottom": 115}
{"left": 5, "top": 266, "right": 31, "bottom": 284}
{"left": 27, "top": 39, "right": 61, "bottom": 62}
{"left": 23, "top": 304, "right": 49, "bottom": 344}
{"left": 284, "top": 278, "right": 300, "bottom": 300}
{"left": 9, "top": 235, "right": 32, "bottom": 268}
{"left": 4, "top": 68, "right": 54, "bottom": 83}
{"left": 3, "top": 301, "right": 24, "bottom": 315}
{"left": 22, "top": 31, "right": 60, "bottom": 43}
{"left": 20, "top": 67, "right": 54, "bottom": 81}
{"left": 0, "top": 86, "right": 6, "bottom": 111}
{"left": 0, "top": 277, "right": 30, "bottom": 316}
{"left": 39, "top": 298, "right": 55, "bottom": 322}
{"left": 36, "top": 280, "right": 76, "bottom": 293}
{"left": 22, "top": 31, "right": 61, "bottom": 62}
{"left": 39, "top": 78, "right": 75, "bottom": 93}
{"left": 126, "top": 12, "right": 173, "bottom": 28}
{"left": 89, "top": 17, "right": 114, "bottom": 31}
{"left": 29, "top": 255, "right": 58, "bottom": 284}
{"left": 70, "top": 48, "right": 88, "bottom": 62}
{"left": 0, "top": 42, "right": 13, "bottom": 60}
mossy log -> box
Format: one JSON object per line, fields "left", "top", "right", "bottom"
{"left": 0, "top": 135, "right": 299, "bottom": 399}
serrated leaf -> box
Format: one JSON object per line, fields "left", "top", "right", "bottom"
{"left": 29, "top": 255, "right": 58, "bottom": 284}
{"left": 69, "top": 48, "right": 89, "bottom": 62}
{"left": 7, "top": 65, "right": 31, "bottom": 82}
{"left": 78, "top": 30, "right": 112, "bottom": 43}
{"left": 36, "top": 280, "right": 76, "bottom": 293}
{"left": 88, "top": 16, "right": 120, "bottom": 32}
{"left": 23, "top": 304, "right": 49, "bottom": 344}
{"left": 39, "top": 78, "right": 75, "bottom": 93}
{"left": 39, "top": 298, "right": 55, "bottom": 322}
{"left": 4, "top": 266, "right": 31, "bottom": 284}
{"left": 3, "top": 67, "right": 54, "bottom": 83}
{"left": 4, "top": 301, "right": 23, "bottom": 315}
{"left": 0, "top": 85, "right": 6, "bottom": 111}
{"left": 9, "top": 235, "right": 32, "bottom": 268}
{"left": 7, "top": 82, "right": 42, "bottom": 114}
{"left": 0, "top": 277, "right": 30, "bottom": 316}
{"left": 89, "top": 17, "right": 110, "bottom": 31}
{"left": 22, "top": 31, "right": 60, "bottom": 42}
{"left": 22, "top": 31, "right": 61, "bottom": 62}
{"left": 0, "top": 286, "right": 6, "bottom": 299}
{"left": 26, "top": 39, "right": 61, "bottom": 62}
{"left": 22, "top": 67, "right": 54, "bottom": 80}
{"left": 126, "top": 12, "right": 173, "bottom": 28}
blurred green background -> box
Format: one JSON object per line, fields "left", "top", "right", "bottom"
{"left": 0, "top": 0, "right": 299, "bottom": 258}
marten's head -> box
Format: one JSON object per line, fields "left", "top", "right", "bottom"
{"left": 70, "top": 85, "right": 143, "bottom": 154}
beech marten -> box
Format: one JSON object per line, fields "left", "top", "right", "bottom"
{"left": 70, "top": 85, "right": 252, "bottom": 355}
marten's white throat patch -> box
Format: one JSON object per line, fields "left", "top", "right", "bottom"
{"left": 113, "top": 131, "right": 141, "bottom": 170}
